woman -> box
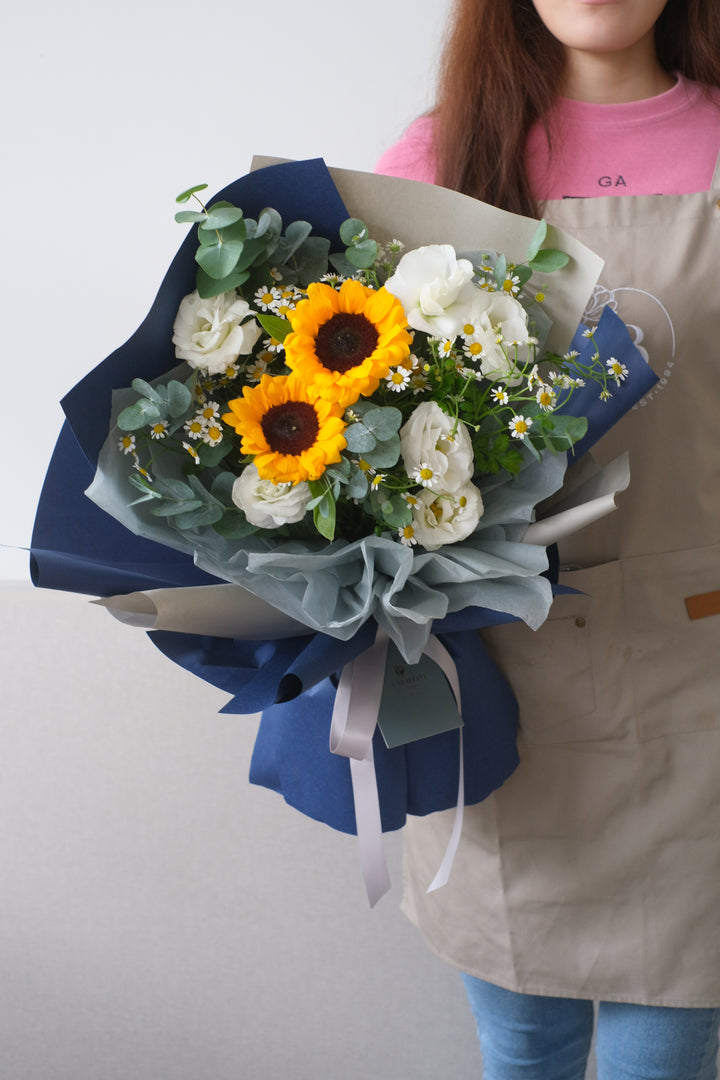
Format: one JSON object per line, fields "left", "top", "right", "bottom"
{"left": 377, "top": 2, "right": 720, "bottom": 1076}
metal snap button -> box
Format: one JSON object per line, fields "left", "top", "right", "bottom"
{"left": 575, "top": 617, "right": 587, "bottom": 628}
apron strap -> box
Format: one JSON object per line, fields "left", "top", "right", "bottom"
{"left": 712, "top": 149, "right": 720, "bottom": 190}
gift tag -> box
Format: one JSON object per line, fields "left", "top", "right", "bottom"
{"left": 376, "top": 641, "right": 463, "bottom": 749}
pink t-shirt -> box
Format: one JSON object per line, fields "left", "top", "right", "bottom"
{"left": 376, "top": 75, "right": 720, "bottom": 199}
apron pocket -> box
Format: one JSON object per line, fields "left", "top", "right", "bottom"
{"left": 622, "top": 544, "right": 720, "bottom": 741}
{"left": 481, "top": 561, "right": 634, "bottom": 744}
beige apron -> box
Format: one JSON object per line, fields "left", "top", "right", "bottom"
{"left": 401, "top": 154, "right": 720, "bottom": 1007}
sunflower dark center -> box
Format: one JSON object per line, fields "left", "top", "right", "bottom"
{"left": 315, "top": 313, "right": 379, "bottom": 373}
{"left": 261, "top": 401, "right": 319, "bottom": 455}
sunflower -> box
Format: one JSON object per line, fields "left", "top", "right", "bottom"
{"left": 283, "top": 279, "right": 412, "bottom": 407}
{"left": 222, "top": 373, "right": 347, "bottom": 484}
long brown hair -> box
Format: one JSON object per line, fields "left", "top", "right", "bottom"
{"left": 435, "top": 0, "right": 720, "bottom": 215}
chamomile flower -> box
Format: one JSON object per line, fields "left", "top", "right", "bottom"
{"left": 245, "top": 357, "right": 269, "bottom": 383}
{"left": 438, "top": 338, "right": 455, "bottom": 358}
{"left": 401, "top": 492, "right": 420, "bottom": 507}
{"left": 463, "top": 339, "right": 484, "bottom": 361}
{"left": 183, "top": 441, "right": 201, "bottom": 464}
{"left": 412, "top": 462, "right": 437, "bottom": 488}
{"left": 491, "top": 386, "right": 509, "bottom": 405}
{"left": 509, "top": 415, "right": 533, "bottom": 440}
{"left": 254, "top": 285, "right": 281, "bottom": 312}
{"left": 386, "top": 368, "right": 411, "bottom": 392}
{"left": 606, "top": 357, "right": 629, "bottom": 384}
{"left": 411, "top": 371, "right": 431, "bottom": 395}
{"left": 197, "top": 401, "right": 221, "bottom": 423}
{"left": 581, "top": 327, "right": 596, "bottom": 339}
{"left": 526, "top": 364, "right": 541, "bottom": 390}
{"left": 536, "top": 383, "right": 557, "bottom": 411}
{"left": 263, "top": 336, "right": 284, "bottom": 354}
{"left": 370, "top": 473, "right": 387, "bottom": 488}
{"left": 132, "top": 456, "right": 153, "bottom": 480}
{"left": 502, "top": 273, "right": 521, "bottom": 295}
{"left": 184, "top": 416, "right": 206, "bottom": 440}
{"left": 398, "top": 524, "right": 417, "bottom": 547}
{"left": 563, "top": 349, "right": 580, "bottom": 361}
{"left": 223, "top": 363, "right": 239, "bottom": 381}
{"left": 357, "top": 459, "right": 375, "bottom": 475}
{"left": 149, "top": 420, "right": 169, "bottom": 440}
{"left": 118, "top": 433, "right": 136, "bottom": 455}
{"left": 202, "top": 422, "right": 224, "bottom": 447}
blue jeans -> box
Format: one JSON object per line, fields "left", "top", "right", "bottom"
{"left": 462, "top": 975, "right": 720, "bottom": 1079}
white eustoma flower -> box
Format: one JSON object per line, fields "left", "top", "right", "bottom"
{"left": 173, "top": 290, "right": 262, "bottom": 375}
{"left": 458, "top": 291, "right": 531, "bottom": 384}
{"left": 384, "top": 244, "right": 480, "bottom": 338}
{"left": 231, "top": 464, "right": 311, "bottom": 528}
{"left": 411, "top": 483, "right": 484, "bottom": 550}
{"left": 400, "top": 401, "right": 474, "bottom": 493}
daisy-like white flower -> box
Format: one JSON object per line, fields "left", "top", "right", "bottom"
{"left": 398, "top": 524, "right": 417, "bottom": 547}
{"left": 269, "top": 266, "right": 283, "bottom": 281}
{"left": 536, "top": 383, "right": 557, "bottom": 411}
{"left": 535, "top": 291, "right": 545, "bottom": 303}
{"left": 118, "top": 433, "right": 136, "bottom": 455}
{"left": 263, "top": 336, "right": 284, "bottom": 354}
{"left": 411, "top": 371, "right": 431, "bottom": 395}
{"left": 254, "top": 285, "right": 281, "bottom": 311}
{"left": 581, "top": 327, "right": 595, "bottom": 339}
{"left": 202, "top": 422, "right": 224, "bottom": 447}
{"left": 223, "top": 363, "right": 239, "bottom": 381}
{"left": 438, "top": 338, "right": 455, "bottom": 358}
{"left": 357, "top": 458, "right": 375, "bottom": 475}
{"left": 184, "top": 416, "right": 206, "bottom": 440}
{"left": 196, "top": 401, "right": 221, "bottom": 423}
{"left": 319, "top": 272, "right": 347, "bottom": 286}
{"left": 402, "top": 492, "right": 420, "bottom": 507}
{"left": 502, "top": 273, "right": 521, "bottom": 295}
{"left": 245, "top": 358, "right": 269, "bottom": 384}
{"left": 607, "top": 357, "right": 629, "bottom": 384}
{"left": 386, "top": 368, "right": 411, "bottom": 392}
{"left": 509, "top": 415, "right": 532, "bottom": 440}
{"left": 563, "top": 349, "right": 580, "bottom": 360}
{"left": 183, "top": 441, "right": 201, "bottom": 464}
{"left": 526, "top": 363, "right": 541, "bottom": 390}
{"left": 599, "top": 388, "right": 612, "bottom": 401}
{"left": 149, "top": 420, "right": 169, "bottom": 440}
{"left": 398, "top": 351, "right": 420, "bottom": 373}
{"left": 132, "top": 456, "right": 153, "bottom": 480}
{"left": 370, "top": 473, "right": 387, "bottom": 488}
{"left": 463, "top": 339, "right": 484, "bottom": 362}
{"left": 412, "top": 462, "right": 437, "bottom": 488}
{"left": 491, "top": 386, "right": 509, "bottom": 405}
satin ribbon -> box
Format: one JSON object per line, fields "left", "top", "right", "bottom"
{"left": 329, "top": 628, "right": 465, "bottom": 906}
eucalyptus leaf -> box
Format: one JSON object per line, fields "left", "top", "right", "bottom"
{"left": 195, "top": 239, "right": 245, "bottom": 279}
{"left": 362, "top": 434, "right": 400, "bottom": 469}
{"left": 203, "top": 203, "right": 244, "bottom": 229}
{"left": 347, "top": 469, "right": 369, "bottom": 500}
{"left": 196, "top": 266, "right": 250, "bottom": 299}
{"left": 344, "top": 423, "right": 377, "bottom": 454}
{"left": 360, "top": 406, "right": 402, "bottom": 441}
{"left": 166, "top": 379, "right": 193, "bottom": 418}
{"left": 346, "top": 239, "right": 378, "bottom": 270}
{"left": 117, "top": 399, "right": 162, "bottom": 431}
{"left": 131, "top": 378, "right": 164, "bottom": 404}
{"left": 154, "top": 477, "right": 196, "bottom": 501}
{"left": 176, "top": 183, "right": 208, "bottom": 203}
{"left": 493, "top": 254, "right": 507, "bottom": 289}
{"left": 151, "top": 499, "right": 204, "bottom": 517}
{"left": 313, "top": 497, "right": 336, "bottom": 541}
{"left": 294, "top": 236, "right": 331, "bottom": 285}
{"left": 526, "top": 219, "right": 548, "bottom": 263}
{"left": 175, "top": 503, "right": 225, "bottom": 529}
{"left": 175, "top": 210, "right": 208, "bottom": 224}
{"left": 328, "top": 252, "right": 356, "bottom": 278}
{"left": 213, "top": 509, "right": 258, "bottom": 538}
{"left": 256, "top": 207, "right": 282, "bottom": 241}
{"left": 195, "top": 439, "right": 234, "bottom": 467}
{"left": 528, "top": 249, "right": 570, "bottom": 273}
{"left": 339, "top": 218, "right": 368, "bottom": 245}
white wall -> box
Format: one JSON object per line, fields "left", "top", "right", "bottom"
{"left": 1, "top": 0, "right": 447, "bottom": 579}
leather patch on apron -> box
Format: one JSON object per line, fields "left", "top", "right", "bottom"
{"left": 685, "top": 590, "right": 720, "bottom": 620}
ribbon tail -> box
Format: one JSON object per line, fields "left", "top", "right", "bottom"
{"left": 350, "top": 749, "right": 391, "bottom": 907}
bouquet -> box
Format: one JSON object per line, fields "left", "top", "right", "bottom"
{"left": 32, "top": 159, "right": 657, "bottom": 902}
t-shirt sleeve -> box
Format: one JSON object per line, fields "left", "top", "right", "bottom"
{"left": 375, "top": 115, "right": 437, "bottom": 183}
